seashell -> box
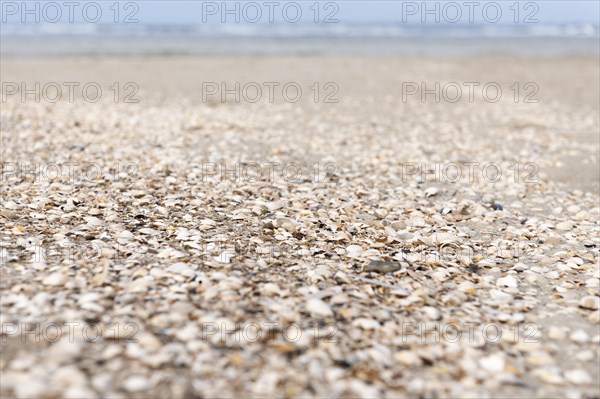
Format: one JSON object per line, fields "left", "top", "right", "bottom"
{"left": 306, "top": 298, "right": 333, "bottom": 317}
{"left": 42, "top": 272, "right": 67, "bottom": 286}
{"left": 363, "top": 260, "right": 405, "bottom": 273}
{"left": 579, "top": 296, "right": 599, "bottom": 310}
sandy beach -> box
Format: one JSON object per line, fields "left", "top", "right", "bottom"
{"left": 1, "top": 54, "right": 599, "bottom": 398}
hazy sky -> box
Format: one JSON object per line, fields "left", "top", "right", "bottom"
{"left": 2, "top": 1, "right": 599, "bottom": 25}
{"left": 122, "top": 1, "right": 600, "bottom": 24}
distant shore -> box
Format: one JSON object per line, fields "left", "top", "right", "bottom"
{"left": 1, "top": 34, "right": 599, "bottom": 57}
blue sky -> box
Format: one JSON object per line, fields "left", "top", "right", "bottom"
{"left": 130, "top": 1, "right": 599, "bottom": 24}
{"left": 1, "top": 1, "right": 599, "bottom": 25}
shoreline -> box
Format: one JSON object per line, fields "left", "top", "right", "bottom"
{"left": 2, "top": 36, "right": 599, "bottom": 57}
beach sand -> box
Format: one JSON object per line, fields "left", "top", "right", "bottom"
{"left": 1, "top": 55, "right": 599, "bottom": 398}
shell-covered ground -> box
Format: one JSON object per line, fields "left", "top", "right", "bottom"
{"left": 1, "top": 56, "right": 599, "bottom": 398}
